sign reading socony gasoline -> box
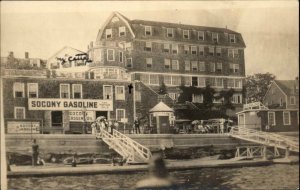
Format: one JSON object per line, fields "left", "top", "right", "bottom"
{"left": 28, "top": 99, "right": 113, "bottom": 111}
{"left": 7, "top": 121, "right": 40, "bottom": 134}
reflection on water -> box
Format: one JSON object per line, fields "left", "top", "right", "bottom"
{"left": 8, "top": 164, "right": 299, "bottom": 190}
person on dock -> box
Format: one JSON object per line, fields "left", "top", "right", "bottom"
{"left": 135, "top": 152, "right": 177, "bottom": 190}
{"left": 134, "top": 119, "right": 141, "bottom": 134}
{"left": 91, "top": 122, "right": 96, "bottom": 135}
{"left": 32, "top": 139, "right": 39, "bottom": 166}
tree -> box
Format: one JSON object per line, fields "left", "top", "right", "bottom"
{"left": 202, "top": 85, "right": 215, "bottom": 110}
{"left": 245, "top": 73, "right": 276, "bottom": 103}
{"left": 216, "top": 88, "right": 235, "bottom": 114}
{"left": 158, "top": 82, "right": 168, "bottom": 95}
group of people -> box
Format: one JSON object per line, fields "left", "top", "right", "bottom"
{"left": 91, "top": 118, "right": 120, "bottom": 135}
{"left": 192, "top": 120, "right": 232, "bottom": 134}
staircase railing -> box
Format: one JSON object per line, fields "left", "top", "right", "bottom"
{"left": 229, "top": 126, "right": 299, "bottom": 153}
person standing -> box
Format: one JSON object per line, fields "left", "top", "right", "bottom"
{"left": 91, "top": 122, "right": 96, "bottom": 135}
{"left": 32, "top": 139, "right": 39, "bottom": 166}
{"left": 134, "top": 119, "right": 141, "bottom": 134}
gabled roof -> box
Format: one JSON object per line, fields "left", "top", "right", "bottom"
{"left": 274, "top": 80, "right": 298, "bottom": 96}
{"left": 149, "top": 102, "right": 174, "bottom": 112}
{"left": 47, "top": 46, "right": 85, "bottom": 62}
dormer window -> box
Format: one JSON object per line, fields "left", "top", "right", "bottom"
{"left": 229, "top": 34, "right": 236, "bottom": 43}
{"left": 212, "top": 32, "right": 218, "bottom": 43}
{"left": 198, "top": 31, "right": 205, "bottom": 40}
{"left": 167, "top": 28, "right": 174, "bottom": 38}
{"left": 145, "top": 26, "right": 152, "bottom": 36}
{"left": 119, "top": 26, "right": 126, "bottom": 36}
{"left": 106, "top": 29, "right": 112, "bottom": 39}
{"left": 183, "top": 30, "right": 189, "bottom": 39}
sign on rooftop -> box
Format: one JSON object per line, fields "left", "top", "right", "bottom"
{"left": 243, "top": 102, "right": 268, "bottom": 111}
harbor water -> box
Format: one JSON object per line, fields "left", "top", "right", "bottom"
{"left": 8, "top": 164, "right": 299, "bottom": 190}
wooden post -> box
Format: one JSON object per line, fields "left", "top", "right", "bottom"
{"left": 263, "top": 146, "right": 267, "bottom": 160}
{"left": 285, "top": 146, "right": 290, "bottom": 159}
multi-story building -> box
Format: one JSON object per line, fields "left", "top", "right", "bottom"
{"left": 87, "top": 12, "right": 246, "bottom": 109}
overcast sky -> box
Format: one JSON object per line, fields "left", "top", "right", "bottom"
{"left": 1, "top": 1, "right": 298, "bottom": 80}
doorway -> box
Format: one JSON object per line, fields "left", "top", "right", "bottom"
{"left": 51, "top": 111, "right": 63, "bottom": 127}
{"left": 96, "top": 111, "right": 108, "bottom": 119}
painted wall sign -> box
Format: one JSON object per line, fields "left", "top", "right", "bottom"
{"left": 69, "top": 111, "right": 95, "bottom": 122}
{"left": 7, "top": 121, "right": 40, "bottom": 134}
{"left": 56, "top": 53, "right": 92, "bottom": 65}
{"left": 28, "top": 98, "right": 113, "bottom": 111}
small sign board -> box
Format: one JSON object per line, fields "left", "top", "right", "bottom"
{"left": 120, "top": 118, "right": 128, "bottom": 123}
{"left": 7, "top": 121, "right": 40, "bottom": 134}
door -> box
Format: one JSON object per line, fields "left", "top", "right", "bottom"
{"left": 159, "top": 116, "right": 170, "bottom": 134}
{"left": 51, "top": 111, "right": 63, "bottom": 127}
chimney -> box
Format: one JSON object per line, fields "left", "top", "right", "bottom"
{"left": 25, "top": 52, "right": 29, "bottom": 59}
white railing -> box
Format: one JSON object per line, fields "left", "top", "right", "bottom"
{"left": 96, "top": 127, "right": 152, "bottom": 163}
{"left": 229, "top": 126, "right": 299, "bottom": 153}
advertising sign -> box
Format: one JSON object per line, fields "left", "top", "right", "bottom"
{"left": 29, "top": 98, "right": 113, "bottom": 111}
{"left": 69, "top": 111, "right": 95, "bottom": 122}
{"left": 7, "top": 121, "right": 40, "bottom": 134}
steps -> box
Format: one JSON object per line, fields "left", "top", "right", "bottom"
{"left": 229, "top": 126, "right": 299, "bottom": 153}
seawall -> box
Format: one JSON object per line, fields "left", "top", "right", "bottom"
{"left": 5, "top": 134, "right": 253, "bottom": 155}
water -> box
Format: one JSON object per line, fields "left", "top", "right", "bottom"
{"left": 8, "top": 164, "right": 299, "bottom": 190}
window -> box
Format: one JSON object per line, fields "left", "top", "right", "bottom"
{"left": 164, "top": 59, "right": 171, "bottom": 69}
{"left": 72, "top": 84, "right": 82, "bottom": 99}
{"left": 198, "top": 31, "right": 205, "bottom": 40}
{"left": 216, "top": 47, "right": 221, "bottom": 56}
{"left": 27, "top": 83, "right": 38, "bottom": 98}
{"left": 215, "top": 78, "right": 223, "bottom": 87}
{"left": 103, "top": 85, "right": 113, "bottom": 100}
{"left": 231, "top": 94, "right": 242, "bottom": 104}
{"left": 116, "top": 109, "right": 125, "bottom": 122}
{"left": 150, "top": 75, "right": 159, "bottom": 85}
{"left": 283, "top": 112, "right": 291, "bottom": 125}
{"left": 185, "top": 61, "right": 190, "bottom": 71}
{"left": 135, "top": 90, "right": 141, "bottom": 102}
{"left": 192, "top": 77, "right": 198, "bottom": 86}
{"left": 184, "top": 77, "right": 191, "bottom": 86}
{"left": 227, "top": 79, "right": 242, "bottom": 89}
{"left": 107, "top": 49, "right": 115, "bottom": 61}
{"left": 119, "top": 52, "right": 123, "bottom": 63}
{"left": 163, "top": 43, "right": 170, "bottom": 53}
{"left": 191, "top": 61, "right": 198, "bottom": 71}
{"left": 268, "top": 112, "right": 276, "bottom": 126}
{"left": 210, "top": 62, "right": 215, "bottom": 72}
{"left": 171, "top": 60, "right": 179, "bottom": 70}
{"left": 199, "top": 62, "right": 205, "bottom": 71}
{"left": 141, "top": 74, "right": 150, "bottom": 84}
{"left": 230, "top": 64, "right": 239, "bottom": 73}
{"left": 144, "top": 42, "right": 152, "bottom": 51}
{"left": 199, "top": 46, "right": 204, "bottom": 56}
{"left": 164, "top": 76, "right": 171, "bottom": 85}
{"left": 172, "top": 76, "right": 181, "bottom": 86}
{"left": 172, "top": 44, "right": 178, "bottom": 54}
{"left": 14, "top": 107, "right": 25, "bottom": 119}
{"left": 198, "top": 77, "right": 206, "bottom": 87}
{"left": 228, "top": 49, "right": 239, "bottom": 58}
{"left": 209, "top": 47, "right": 214, "bottom": 56}
{"left": 167, "top": 28, "right": 174, "bottom": 38}
{"left": 184, "top": 45, "right": 189, "bottom": 54}
{"left": 13, "top": 82, "right": 24, "bottom": 98}
{"left": 290, "top": 96, "right": 296, "bottom": 105}
{"left": 183, "top": 30, "right": 189, "bottom": 39}
{"left": 212, "top": 32, "right": 218, "bottom": 42}
{"left": 168, "top": 93, "right": 179, "bottom": 101}
{"left": 106, "top": 29, "right": 112, "bottom": 38}
{"left": 115, "top": 86, "right": 125, "bottom": 100}
{"left": 126, "top": 58, "right": 132, "bottom": 68}
{"left": 146, "top": 58, "right": 152, "bottom": 68}
{"left": 119, "top": 26, "right": 126, "bottom": 36}
{"left": 145, "top": 26, "right": 152, "bottom": 36}
{"left": 216, "top": 63, "right": 222, "bottom": 72}
{"left": 60, "top": 84, "right": 70, "bottom": 98}
{"left": 191, "top": 46, "right": 197, "bottom": 55}
{"left": 192, "top": 94, "right": 203, "bottom": 103}
{"left": 229, "top": 34, "right": 236, "bottom": 43}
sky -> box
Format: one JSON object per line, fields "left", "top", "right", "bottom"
{"left": 1, "top": 1, "right": 299, "bottom": 80}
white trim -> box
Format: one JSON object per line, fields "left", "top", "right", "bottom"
{"left": 268, "top": 111, "right": 276, "bottom": 126}
{"left": 130, "top": 71, "right": 245, "bottom": 79}
{"left": 72, "top": 84, "right": 82, "bottom": 99}
{"left": 290, "top": 96, "right": 296, "bottom": 105}
{"left": 107, "top": 49, "right": 115, "bottom": 61}
{"left": 27, "top": 83, "right": 38, "bottom": 98}
{"left": 116, "top": 109, "right": 126, "bottom": 121}
{"left": 13, "top": 82, "right": 25, "bottom": 98}
{"left": 115, "top": 85, "right": 125, "bottom": 100}
{"left": 14, "top": 107, "right": 25, "bottom": 119}
{"left": 283, "top": 111, "right": 291, "bottom": 125}
{"left": 60, "top": 83, "right": 70, "bottom": 99}
{"left": 103, "top": 85, "right": 113, "bottom": 100}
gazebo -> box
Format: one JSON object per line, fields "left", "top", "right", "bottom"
{"left": 149, "top": 102, "right": 175, "bottom": 134}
